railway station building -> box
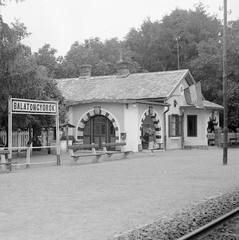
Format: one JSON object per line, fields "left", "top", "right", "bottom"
{"left": 57, "top": 62, "right": 223, "bottom": 152}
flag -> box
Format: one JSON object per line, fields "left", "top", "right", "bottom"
{"left": 184, "top": 87, "right": 191, "bottom": 105}
{"left": 183, "top": 82, "right": 203, "bottom": 108}
{"left": 195, "top": 81, "right": 203, "bottom": 108}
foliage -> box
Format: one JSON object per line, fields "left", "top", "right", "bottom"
{"left": 33, "top": 44, "right": 59, "bottom": 78}
{"left": 125, "top": 4, "right": 221, "bottom": 72}
{"left": 52, "top": 4, "right": 238, "bottom": 129}
{"left": 0, "top": 0, "right": 24, "bottom": 6}
{"left": 123, "top": 3, "right": 238, "bottom": 129}
{"left": 190, "top": 20, "right": 239, "bottom": 129}
{"left": 0, "top": 18, "right": 67, "bottom": 137}
{"left": 2, "top": 2, "right": 238, "bottom": 129}
{"left": 55, "top": 37, "right": 143, "bottom": 78}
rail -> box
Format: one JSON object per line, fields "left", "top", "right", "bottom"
{"left": 177, "top": 207, "right": 239, "bottom": 239}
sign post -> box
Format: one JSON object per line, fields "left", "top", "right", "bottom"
{"left": 8, "top": 95, "right": 13, "bottom": 159}
{"left": 8, "top": 97, "right": 60, "bottom": 165}
{"left": 55, "top": 101, "right": 60, "bottom": 165}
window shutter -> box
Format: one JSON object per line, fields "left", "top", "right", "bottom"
{"left": 168, "top": 115, "right": 171, "bottom": 137}
{"left": 178, "top": 116, "right": 182, "bottom": 136}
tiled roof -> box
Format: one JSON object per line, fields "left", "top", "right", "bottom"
{"left": 57, "top": 69, "right": 189, "bottom": 103}
{"left": 202, "top": 100, "right": 224, "bottom": 110}
{"left": 181, "top": 100, "right": 224, "bottom": 110}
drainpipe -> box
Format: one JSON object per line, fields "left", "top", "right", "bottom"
{"left": 163, "top": 105, "right": 170, "bottom": 150}
{"left": 181, "top": 108, "right": 184, "bottom": 150}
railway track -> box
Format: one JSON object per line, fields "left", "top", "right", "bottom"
{"left": 177, "top": 207, "right": 239, "bottom": 240}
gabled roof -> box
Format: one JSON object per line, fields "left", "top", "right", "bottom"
{"left": 57, "top": 69, "right": 189, "bottom": 104}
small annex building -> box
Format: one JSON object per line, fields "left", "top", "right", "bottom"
{"left": 57, "top": 63, "right": 223, "bottom": 152}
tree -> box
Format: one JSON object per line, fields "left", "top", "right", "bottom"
{"left": 0, "top": 0, "right": 24, "bottom": 6}
{"left": 191, "top": 20, "right": 239, "bottom": 130}
{"left": 0, "top": 18, "right": 67, "bottom": 146}
{"left": 125, "top": 4, "right": 221, "bottom": 72}
{"left": 190, "top": 38, "right": 223, "bottom": 102}
{"left": 125, "top": 18, "right": 164, "bottom": 71}
{"left": 56, "top": 37, "right": 143, "bottom": 78}
{"left": 33, "top": 44, "right": 59, "bottom": 78}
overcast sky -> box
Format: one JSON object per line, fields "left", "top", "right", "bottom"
{"left": 1, "top": 0, "right": 239, "bottom": 56}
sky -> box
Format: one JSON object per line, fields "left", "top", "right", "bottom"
{"left": 1, "top": 0, "right": 239, "bottom": 56}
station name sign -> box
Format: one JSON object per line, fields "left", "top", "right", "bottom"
{"left": 12, "top": 100, "right": 57, "bottom": 114}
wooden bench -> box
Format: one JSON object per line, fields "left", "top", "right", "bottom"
{"left": 67, "top": 143, "right": 105, "bottom": 164}
{"left": 102, "top": 142, "right": 132, "bottom": 161}
{"left": 229, "top": 137, "right": 238, "bottom": 145}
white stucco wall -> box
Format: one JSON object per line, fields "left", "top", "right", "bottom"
{"left": 124, "top": 104, "right": 139, "bottom": 152}
{"left": 183, "top": 110, "right": 207, "bottom": 146}
{"left": 65, "top": 97, "right": 217, "bottom": 151}
{"left": 70, "top": 102, "right": 125, "bottom": 140}
{"left": 183, "top": 109, "right": 220, "bottom": 147}
{"left": 67, "top": 106, "right": 74, "bottom": 136}
{"left": 166, "top": 97, "right": 182, "bottom": 150}
{"left": 67, "top": 102, "right": 166, "bottom": 152}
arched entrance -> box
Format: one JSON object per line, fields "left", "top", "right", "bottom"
{"left": 83, "top": 115, "right": 115, "bottom": 147}
{"left": 207, "top": 111, "right": 218, "bottom": 133}
{"left": 76, "top": 108, "right": 120, "bottom": 147}
{"left": 140, "top": 108, "right": 162, "bottom": 149}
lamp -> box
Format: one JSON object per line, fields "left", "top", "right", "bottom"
{"left": 94, "top": 106, "right": 101, "bottom": 115}
{"left": 149, "top": 106, "right": 153, "bottom": 115}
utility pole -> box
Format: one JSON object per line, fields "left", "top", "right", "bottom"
{"left": 176, "top": 37, "right": 180, "bottom": 70}
{"left": 222, "top": 0, "right": 228, "bottom": 165}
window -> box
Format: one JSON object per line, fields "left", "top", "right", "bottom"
{"left": 187, "top": 115, "right": 197, "bottom": 137}
{"left": 169, "top": 115, "right": 182, "bottom": 137}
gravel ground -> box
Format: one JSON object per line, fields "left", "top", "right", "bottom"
{"left": 112, "top": 188, "right": 239, "bottom": 240}
{"left": 0, "top": 148, "right": 238, "bottom": 240}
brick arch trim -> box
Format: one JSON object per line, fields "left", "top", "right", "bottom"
{"left": 76, "top": 108, "right": 120, "bottom": 141}
{"left": 206, "top": 112, "right": 219, "bottom": 131}
{"left": 140, "top": 108, "right": 162, "bottom": 143}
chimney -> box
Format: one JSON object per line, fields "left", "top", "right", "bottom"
{"left": 117, "top": 60, "right": 130, "bottom": 76}
{"left": 117, "top": 48, "right": 130, "bottom": 76}
{"left": 79, "top": 64, "right": 92, "bottom": 78}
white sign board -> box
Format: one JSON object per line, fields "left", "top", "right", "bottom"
{"left": 12, "top": 99, "right": 57, "bottom": 115}
{"left": 8, "top": 97, "right": 60, "bottom": 165}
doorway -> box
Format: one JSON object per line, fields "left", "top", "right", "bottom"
{"left": 83, "top": 115, "right": 115, "bottom": 148}
{"left": 141, "top": 115, "right": 154, "bottom": 149}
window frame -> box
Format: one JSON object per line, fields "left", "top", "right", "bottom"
{"left": 187, "top": 115, "right": 197, "bottom": 137}
{"left": 169, "top": 114, "right": 182, "bottom": 137}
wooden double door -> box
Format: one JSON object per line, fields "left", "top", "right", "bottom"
{"left": 83, "top": 116, "right": 115, "bottom": 148}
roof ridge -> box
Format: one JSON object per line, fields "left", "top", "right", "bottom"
{"left": 56, "top": 69, "right": 189, "bottom": 81}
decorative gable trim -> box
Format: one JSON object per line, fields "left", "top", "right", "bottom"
{"left": 167, "top": 69, "right": 196, "bottom": 99}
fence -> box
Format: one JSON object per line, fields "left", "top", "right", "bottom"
{"left": 207, "top": 132, "right": 239, "bottom": 146}
{"left": 0, "top": 131, "right": 31, "bottom": 150}
{"left": 0, "top": 130, "right": 55, "bottom": 152}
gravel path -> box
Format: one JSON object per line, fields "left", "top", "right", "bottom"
{"left": 0, "top": 148, "right": 238, "bottom": 240}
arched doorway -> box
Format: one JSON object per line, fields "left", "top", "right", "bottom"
{"left": 83, "top": 115, "right": 115, "bottom": 148}
{"left": 139, "top": 108, "right": 162, "bottom": 149}
{"left": 76, "top": 108, "right": 120, "bottom": 145}
{"left": 141, "top": 115, "right": 154, "bottom": 149}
